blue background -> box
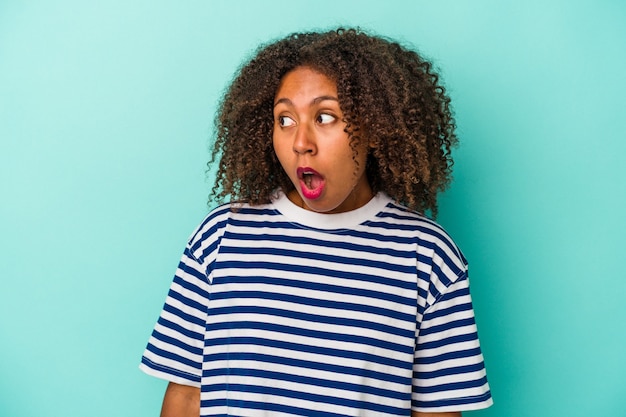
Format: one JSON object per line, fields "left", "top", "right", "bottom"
{"left": 1, "top": 1, "right": 625, "bottom": 416}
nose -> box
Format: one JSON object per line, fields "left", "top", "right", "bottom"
{"left": 292, "top": 123, "right": 316, "bottom": 155}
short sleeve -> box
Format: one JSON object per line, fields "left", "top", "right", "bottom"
{"left": 139, "top": 205, "right": 231, "bottom": 386}
{"left": 139, "top": 245, "right": 210, "bottom": 387}
{"left": 412, "top": 272, "right": 493, "bottom": 412}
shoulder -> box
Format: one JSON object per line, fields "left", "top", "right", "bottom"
{"left": 186, "top": 201, "right": 281, "bottom": 263}
{"left": 378, "top": 199, "right": 467, "bottom": 264}
{"left": 368, "top": 200, "right": 468, "bottom": 292}
{"left": 374, "top": 201, "right": 472, "bottom": 313}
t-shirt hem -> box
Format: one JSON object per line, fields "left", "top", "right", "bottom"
{"left": 139, "top": 362, "right": 201, "bottom": 388}
{"left": 413, "top": 395, "right": 493, "bottom": 413}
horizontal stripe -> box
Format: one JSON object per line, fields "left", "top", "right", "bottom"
{"left": 412, "top": 375, "right": 490, "bottom": 394}
{"left": 204, "top": 320, "right": 414, "bottom": 355}
{"left": 204, "top": 336, "right": 413, "bottom": 374}
{"left": 416, "top": 332, "right": 479, "bottom": 351}
{"left": 415, "top": 362, "right": 487, "bottom": 380}
{"left": 151, "top": 328, "right": 203, "bottom": 356}
{"left": 200, "top": 398, "right": 352, "bottom": 417}
{"left": 419, "top": 317, "right": 476, "bottom": 337}
{"left": 201, "top": 384, "right": 408, "bottom": 415}
{"left": 144, "top": 342, "right": 201, "bottom": 372}
{"left": 412, "top": 390, "right": 492, "bottom": 409}
{"left": 414, "top": 347, "right": 484, "bottom": 365}
{"left": 202, "top": 363, "right": 410, "bottom": 400}
{"left": 161, "top": 301, "right": 206, "bottom": 328}
{"left": 218, "top": 245, "right": 416, "bottom": 275}
{"left": 211, "top": 265, "right": 416, "bottom": 305}
{"left": 203, "top": 355, "right": 410, "bottom": 387}
{"left": 208, "top": 305, "right": 414, "bottom": 338}
{"left": 209, "top": 284, "right": 415, "bottom": 322}
{"left": 221, "top": 228, "right": 418, "bottom": 259}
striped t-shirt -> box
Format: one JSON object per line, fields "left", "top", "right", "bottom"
{"left": 140, "top": 192, "right": 492, "bottom": 416}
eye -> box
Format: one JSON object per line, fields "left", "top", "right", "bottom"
{"left": 316, "top": 113, "right": 336, "bottom": 124}
{"left": 278, "top": 115, "right": 295, "bottom": 127}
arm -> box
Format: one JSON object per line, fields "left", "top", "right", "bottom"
{"left": 412, "top": 412, "right": 461, "bottom": 417}
{"left": 160, "top": 382, "right": 200, "bottom": 417}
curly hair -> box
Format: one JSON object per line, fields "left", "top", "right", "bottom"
{"left": 209, "top": 28, "right": 457, "bottom": 217}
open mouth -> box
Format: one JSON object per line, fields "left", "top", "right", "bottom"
{"left": 297, "top": 167, "right": 325, "bottom": 199}
{"left": 302, "top": 172, "right": 319, "bottom": 189}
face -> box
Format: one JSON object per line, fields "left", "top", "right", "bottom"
{"left": 273, "top": 66, "right": 372, "bottom": 214}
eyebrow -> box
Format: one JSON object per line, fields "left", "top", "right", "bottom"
{"left": 273, "top": 95, "right": 339, "bottom": 107}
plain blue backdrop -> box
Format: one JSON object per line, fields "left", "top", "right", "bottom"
{"left": 1, "top": 1, "right": 625, "bottom": 416}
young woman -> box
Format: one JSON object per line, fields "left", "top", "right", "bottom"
{"left": 141, "top": 28, "right": 492, "bottom": 417}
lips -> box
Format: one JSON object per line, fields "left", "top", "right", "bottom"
{"left": 297, "top": 167, "right": 325, "bottom": 200}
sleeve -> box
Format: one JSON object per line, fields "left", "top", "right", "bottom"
{"left": 412, "top": 235, "right": 493, "bottom": 412}
{"left": 139, "top": 245, "right": 210, "bottom": 387}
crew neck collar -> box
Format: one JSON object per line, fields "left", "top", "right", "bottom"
{"left": 271, "top": 191, "right": 392, "bottom": 230}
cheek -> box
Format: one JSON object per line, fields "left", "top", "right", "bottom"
{"left": 272, "top": 137, "right": 291, "bottom": 171}
{"left": 272, "top": 134, "right": 283, "bottom": 158}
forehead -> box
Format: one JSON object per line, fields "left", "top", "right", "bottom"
{"left": 275, "top": 66, "right": 337, "bottom": 99}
